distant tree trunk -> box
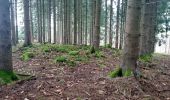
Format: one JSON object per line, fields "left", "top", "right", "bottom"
{"left": 0, "top": 0, "right": 13, "bottom": 71}
{"left": 119, "top": 0, "right": 125, "bottom": 49}
{"left": 121, "top": 0, "right": 142, "bottom": 76}
{"left": 10, "top": 0, "right": 16, "bottom": 46}
{"left": 90, "top": 0, "right": 94, "bottom": 45}
{"left": 15, "top": 0, "right": 19, "bottom": 44}
{"left": 74, "top": 0, "right": 77, "bottom": 45}
{"left": 85, "top": 0, "right": 88, "bottom": 45}
{"left": 23, "top": 0, "right": 32, "bottom": 46}
{"left": 67, "top": 0, "right": 71, "bottom": 44}
{"left": 42, "top": 0, "right": 45, "bottom": 43}
{"left": 37, "top": 0, "right": 41, "bottom": 43}
{"left": 104, "top": 0, "right": 107, "bottom": 46}
{"left": 109, "top": 0, "right": 113, "bottom": 47}
{"left": 63, "top": 0, "right": 68, "bottom": 44}
{"left": 29, "top": 0, "right": 34, "bottom": 42}
{"left": 48, "top": 0, "right": 51, "bottom": 43}
{"left": 93, "top": 0, "right": 101, "bottom": 49}
{"left": 115, "top": 0, "right": 120, "bottom": 48}
{"left": 53, "top": 0, "right": 56, "bottom": 43}
{"left": 140, "top": 0, "right": 157, "bottom": 55}
{"left": 38, "top": 0, "right": 43, "bottom": 43}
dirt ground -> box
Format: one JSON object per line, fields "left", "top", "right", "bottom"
{"left": 0, "top": 46, "right": 170, "bottom": 100}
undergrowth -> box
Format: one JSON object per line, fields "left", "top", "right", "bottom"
{"left": 139, "top": 54, "right": 152, "bottom": 63}
{"left": 0, "top": 70, "right": 18, "bottom": 85}
{"left": 20, "top": 52, "right": 34, "bottom": 61}
{"left": 109, "top": 66, "right": 133, "bottom": 78}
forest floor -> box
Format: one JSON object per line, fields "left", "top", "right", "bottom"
{"left": 0, "top": 44, "right": 170, "bottom": 100}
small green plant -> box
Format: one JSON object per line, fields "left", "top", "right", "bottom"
{"left": 54, "top": 56, "right": 67, "bottom": 62}
{"left": 123, "top": 68, "right": 133, "bottom": 77}
{"left": 106, "top": 44, "right": 112, "bottom": 48}
{"left": 94, "top": 51, "right": 105, "bottom": 58}
{"left": 109, "top": 67, "right": 133, "bottom": 78}
{"left": 0, "top": 70, "right": 18, "bottom": 84}
{"left": 109, "top": 67, "right": 123, "bottom": 78}
{"left": 90, "top": 46, "right": 96, "bottom": 54}
{"left": 139, "top": 54, "right": 152, "bottom": 63}
{"left": 41, "top": 46, "right": 51, "bottom": 52}
{"left": 21, "top": 52, "right": 34, "bottom": 61}
{"left": 67, "top": 60, "right": 76, "bottom": 67}
{"left": 69, "top": 51, "right": 79, "bottom": 56}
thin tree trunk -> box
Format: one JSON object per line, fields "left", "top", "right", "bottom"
{"left": 109, "top": 0, "right": 113, "bottom": 47}
{"left": 10, "top": 0, "right": 16, "bottom": 46}
{"left": 48, "top": 0, "right": 51, "bottom": 43}
{"left": 93, "top": 0, "right": 101, "bottom": 49}
{"left": 23, "top": 0, "right": 32, "bottom": 46}
{"left": 104, "top": 0, "right": 107, "bottom": 46}
{"left": 74, "top": 0, "right": 77, "bottom": 45}
{"left": 115, "top": 0, "right": 120, "bottom": 48}
{"left": 15, "top": 0, "right": 19, "bottom": 44}
{"left": 53, "top": 0, "right": 56, "bottom": 43}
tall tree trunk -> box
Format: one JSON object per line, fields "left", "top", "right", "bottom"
{"left": 104, "top": 0, "right": 107, "bottom": 46}
{"left": 85, "top": 0, "right": 88, "bottom": 45}
{"left": 64, "top": 0, "right": 68, "bottom": 44}
{"left": 48, "top": 0, "right": 52, "bottom": 43}
{"left": 42, "top": 0, "right": 45, "bottom": 43}
{"left": 109, "top": 0, "right": 113, "bottom": 47}
{"left": 53, "top": 0, "right": 56, "bottom": 43}
{"left": 121, "top": 0, "right": 142, "bottom": 76}
{"left": 119, "top": 0, "right": 124, "bottom": 49}
{"left": 15, "top": 0, "right": 18, "bottom": 44}
{"left": 29, "top": 0, "right": 34, "bottom": 42}
{"left": 74, "top": 0, "right": 77, "bottom": 45}
{"left": 93, "top": 0, "right": 101, "bottom": 49}
{"left": 10, "top": 0, "right": 16, "bottom": 46}
{"left": 23, "top": 0, "right": 32, "bottom": 46}
{"left": 115, "top": 0, "right": 120, "bottom": 48}
{"left": 140, "top": 0, "right": 157, "bottom": 55}
{"left": 0, "top": 0, "right": 13, "bottom": 71}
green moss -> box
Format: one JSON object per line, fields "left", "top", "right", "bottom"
{"left": 54, "top": 56, "right": 67, "bottom": 62}
{"left": 106, "top": 44, "right": 112, "bottom": 48}
{"left": 69, "top": 51, "right": 79, "bottom": 56}
{"left": 21, "top": 52, "right": 34, "bottom": 61}
{"left": 123, "top": 68, "right": 133, "bottom": 77}
{"left": 139, "top": 54, "right": 152, "bottom": 63}
{"left": 109, "top": 67, "right": 123, "bottom": 78}
{"left": 0, "top": 70, "right": 18, "bottom": 84}
{"left": 109, "top": 67, "right": 133, "bottom": 78}
{"left": 67, "top": 60, "right": 76, "bottom": 67}
{"left": 41, "top": 45, "right": 51, "bottom": 52}
{"left": 94, "top": 51, "right": 105, "bottom": 58}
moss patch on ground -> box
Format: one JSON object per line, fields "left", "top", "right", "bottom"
{"left": 0, "top": 70, "right": 19, "bottom": 85}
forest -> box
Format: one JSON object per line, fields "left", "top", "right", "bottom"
{"left": 0, "top": 0, "right": 170, "bottom": 99}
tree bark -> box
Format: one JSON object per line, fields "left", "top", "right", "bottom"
{"left": 93, "top": 0, "right": 101, "bottom": 49}
{"left": 109, "top": 0, "right": 113, "bottom": 47}
{"left": 23, "top": 0, "right": 32, "bottom": 46}
{"left": 121, "top": 0, "right": 142, "bottom": 76}
{"left": 0, "top": 0, "right": 13, "bottom": 71}
{"left": 115, "top": 0, "right": 120, "bottom": 48}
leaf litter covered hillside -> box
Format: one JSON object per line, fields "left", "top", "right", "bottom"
{"left": 0, "top": 44, "right": 170, "bottom": 100}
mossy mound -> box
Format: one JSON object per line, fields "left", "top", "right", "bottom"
{"left": 21, "top": 52, "right": 34, "bottom": 61}
{"left": 139, "top": 54, "right": 152, "bottom": 63}
{"left": 109, "top": 67, "right": 133, "bottom": 78}
{"left": 0, "top": 70, "right": 19, "bottom": 85}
